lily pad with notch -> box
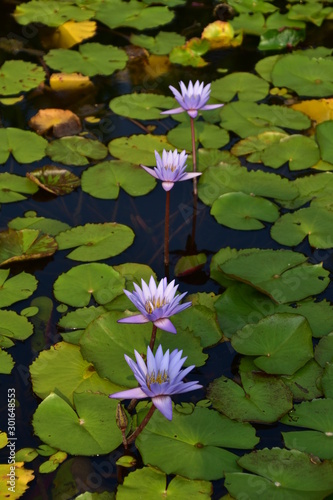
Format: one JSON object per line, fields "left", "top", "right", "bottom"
{"left": 13, "top": 1, "right": 95, "bottom": 27}
{"left": 27, "top": 166, "right": 80, "bottom": 196}
{"left": 0, "top": 229, "right": 57, "bottom": 267}
{"left": 81, "top": 160, "right": 156, "bottom": 199}
{"left": 0, "top": 60, "right": 45, "bottom": 96}
{"left": 208, "top": 357, "right": 293, "bottom": 423}
{"left": 316, "top": 120, "right": 333, "bottom": 164}
{"left": 130, "top": 31, "right": 186, "bottom": 55}
{"left": 0, "top": 310, "right": 33, "bottom": 348}
{"left": 0, "top": 128, "right": 47, "bottom": 163}
{"left": 0, "top": 348, "right": 14, "bottom": 374}
{"left": 46, "top": 136, "right": 108, "bottom": 166}
{"left": 211, "top": 72, "right": 269, "bottom": 102}
{"left": 167, "top": 122, "right": 229, "bottom": 150}
{"left": 0, "top": 173, "right": 38, "bottom": 203}
{"left": 260, "top": 134, "right": 320, "bottom": 170}
{"left": 8, "top": 213, "right": 70, "bottom": 236}
{"left": 55, "top": 223, "right": 134, "bottom": 262}
{"left": 136, "top": 406, "right": 258, "bottom": 480}
{"left": 0, "top": 269, "right": 38, "bottom": 308}
{"left": 108, "top": 134, "right": 174, "bottom": 166}
{"left": 109, "top": 93, "right": 176, "bottom": 120}
{"left": 59, "top": 305, "right": 107, "bottom": 345}
{"left": 281, "top": 359, "right": 323, "bottom": 401}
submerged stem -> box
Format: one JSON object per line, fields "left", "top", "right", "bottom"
{"left": 190, "top": 117, "right": 197, "bottom": 195}
{"left": 127, "top": 404, "right": 156, "bottom": 444}
{"left": 164, "top": 190, "right": 170, "bottom": 268}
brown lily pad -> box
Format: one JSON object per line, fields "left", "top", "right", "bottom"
{"left": 0, "top": 228, "right": 57, "bottom": 266}
{"left": 26, "top": 166, "right": 80, "bottom": 195}
{"left": 29, "top": 108, "right": 81, "bottom": 137}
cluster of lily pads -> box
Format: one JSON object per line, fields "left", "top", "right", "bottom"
{"left": 1, "top": 0, "right": 333, "bottom": 498}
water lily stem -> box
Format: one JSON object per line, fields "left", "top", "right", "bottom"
{"left": 149, "top": 324, "right": 157, "bottom": 351}
{"left": 164, "top": 190, "right": 170, "bottom": 268}
{"left": 190, "top": 117, "right": 198, "bottom": 195}
{"left": 127, "top": 404, "right": 156, "bottom": 445}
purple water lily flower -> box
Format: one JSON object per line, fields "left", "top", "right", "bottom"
{"left": 161, "top": 80, "right": 223, "bottom": 119}
{"left": 118, "top": 276, "right": 191, "bottom": 334}
{"left": 109, "top": 345, "right": 202, "bottom": 420}
{"left": 141, "top": 149, "right": 201, "bottom": 192}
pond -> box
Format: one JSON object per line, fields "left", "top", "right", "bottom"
{"left": 1, "top": 0, "right": 333, "bottom": 498}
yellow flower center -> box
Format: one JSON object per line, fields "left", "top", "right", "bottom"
{"left": 164, "top": 164, "right": 176, "bottom": 172}
{"left": 145, "top": 297, "right": 167, "bottom": 314}
{"left": 146, "top": 370, "right": 169, "bottom": 389}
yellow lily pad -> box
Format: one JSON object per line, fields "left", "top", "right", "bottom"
{"left": 0, "top": 462, "right": 34, "bottom": 499}
{"left": 49, "top": 73, "right": 93, "bottom": 93}
{"left": 202, "top": 21, "right": 243, "bottom": 49}
{"left": 29, "top": 109, "right": 81, "bottom": 137}
{"left": 42, "top": 21, "right": 96, "bottom": 50}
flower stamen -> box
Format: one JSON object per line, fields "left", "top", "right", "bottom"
{"left": 146, "top": 370, "right": 169, "bottom": 389}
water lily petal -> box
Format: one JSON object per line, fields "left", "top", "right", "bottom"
{"left": 154, "top": 317, "right": 177, "bottom": 333}
{"left": 152, "top": 395, "right": 173, "bottom": 420}
{"left": 109, "top": 387, "right": 147, "bottom": 400}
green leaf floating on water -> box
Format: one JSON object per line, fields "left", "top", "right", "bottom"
{"left": 95, "top": 0, "right": 174, "bottom": 30}
{"left": 208, "top": 357, "right": 293, "bottom": 423}
{"left": 169, "top": 39, "right": 211, "bottom": 68}
{"left": 53, "top": 263, "right": 125, "bottom": 307}
{"left": 44, "top": 43, "right": 128, "bottom": 77}
{"left": 211, "top": 192, "right": 279, "bottom": 230}
{"left": 281, "top": 359, "right": 323, "bottom": 401}
{"left": 0, "top": 348, "right": 14, "bottom": 374}
{"left": 0, "top": 229, "right": 57, "bottom": 267}
{"left": 32, "top": 392, "right": 125, "bottom": 455}
{"left": 315, "top": 334, "right": 333, "bottom": 367}
{"left": 0, "top": 310, "right": 33, "bottom": 348}
{"left": 271, "top": 54, "right": 333, "bottom": 97}
{"left": 0, "top": 128, "right": 47, "bottom": 163}
{"left": 210, "top": 247, "right": 329, "bottom": 304}
{"left": 174, "top": 254, "right": 207, "bottom": 278}
{"left": 220, "top": 101, "right": 311, "bottom": 138}
{"left": 197, "top": 149, "right": 241, "bottom": 172}
{"left": 82, "top": 161, "right": 156, "bottom": 199}
{"left": 80, "top": 310, "right": 206, "bottom": 387}
{"left": 136, "top": 407, "right": 258, "bottom": 480}
{"left": 225, "top": 448, "right": 333, "bottom": 500}
{"left": 27, "top": 166, "right": 81, "bottom": 196}
{"left": 316, "top": 120, "right": 333, "bottom": 164}
{"left": 167, "top": 122, "right": 229, "bottom": 151}
{"left": 0, "top": 173, "right": 38, "bottom": 203}
{"left": 108, "top": 134, "right": 174, "bottom": 166}
{"left": 271, "top": 206, "right": 333, "bottom": 248}
{"left": 46, "top": 136, "right": 108, "bottom": 166}
{"left": 231, "top": 12, "right": 266, "bottom": 36}
{"left": 211, "top": 72, "right": 269, "bottom": 102}
{"left": 198, "top": 161, "right": 298, "bottom": 206}
{"left": 130, "top": 31, "right": 186, "bottom": 55}
{"left": 259, "top": 28, "right": 305, "bottom": 51}
{"left": 281, "top": 399, "right": 333, "bottom": 460}
{"left": 117, "top": 466, "right": 212, "bottom": 500}
{"left": 109, "top": 93, "right": 176, "bottom": 120}
{"left": 322, "top": 363, "right": 333, "bottom": 398}
{"left": 228, "top": 0, "right": 277, "bottom": 14}
{"left": 59, "top": 306, "right": 107, "bottom": 345}
{"left": 0, "top": 60, "right": 45, "bottom": 96}
{"left": 231, "top": 313, "right": 313, "bottom": 375}
{"left": 13, "top": 1, "right": 95, "bottom": 27}
{"left": 215, "top": 283, "right": 333, "bottom": 339}
{"left": 0, "top": 269, "right": 37, "bottom": 308}
{"left": 8, "top": 214, "right": 70, "bottom": 236}
{"left": 260, "top": 135, "right": 320, "bottom": 170}
{"left": 56, "top": 223, "right": 134, "bottom": 262}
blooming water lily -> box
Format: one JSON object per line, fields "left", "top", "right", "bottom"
{"left": 109, "top": 344, "right": 202, "bottom": 420}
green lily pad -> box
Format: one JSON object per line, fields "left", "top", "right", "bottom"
{"left": 8, "top": 214, "right": 70, "bottom": 236}
{"left": 197, "top": 149, "right": 241, "bottom": 172}
{"left": 220, "top": 101, "right": 311, "bottom": 138}
{"left": 109, "top": 93, "right": 176, "bottom": 120}
{"left": 169, "top": 39, "right": 210, "bottom": 68}
{"left": 231, "top": 313, "right": 313, "bottom": 375}
{"left": 228, "top": 0, "right": 277, "bottom": 14}
{"left": 208, "top": 357, "right": 293, "bottom": 423}
{"left": 39, "top": 451, "right": 67, "bottom": 474}
{"left": 215, "top": 283, "right": 333, "bottom": 338}
{"left": 46, "top": 136, "right": 108, "bottom": 166}
{"left": 231, "top": 131, "right": 288, "bottom": 163}
{"left": 281, "top": 360, "right": 323, "bottom": 401}
{"left": 167, "top": 122, "right": 229, "bottom": 151}
{"left": 174, "top": 254, "right": 207, "bottom": 277}
{"left": 80, "top": 310, "right": 206, "bottom": 388}
{"left": 322, "top": 363, "right": 333, "bottom": 398}
{"left": 15, "top": 448, "right": 38, "bottom": 463}
{"left": 271, "top": 54, "right": 333, "bottom": 97}
{"left": 26, "top": 166, "right": 80, "bottom": 196}
{"left": 117, "top": 466, "right": 212, "bottom": 500}
{"left": 259, "top": 28, "right": 305, "bottom": 51}
{"left": 44, "top": 43, "right": 128, "bottom": 77}
{"left": 225, "top": 448, "right": 333, "bottom": 500}
{"left": 198, "top": 162, "right": 298, "bottom": 206}
{"left": 315, "top": 334, "right": 333, "bottom": 367}
{"left": 136, "top": 407, "right": 257, "bottom": 480}
{"left": 316, "top": 121, "right": 333, "bottom": 164}
{"left": 95, "top": 0, "right": 174, "bottom": 30}
{"left": 0, "top": 348, "right": 14, "bottom": 374}
{"left": 108, "top": 134, "right": 174, "bottom": 166}
{"left": 271, "top": 206, "right": 333, "bottom": 248}
{"left": 32, "top": 392, "right": 125, "bottom": 455}
{"left": 81, "top": 160, "right": 156, "bottom": 199}
{"left": 211, "top": 73, "right": 269, "bottom": 102}
{"left": 281, "top": 399, "right": 333, "bottom": 459}
{"left": 56, "top": 223, "right": 134, "bottom": 262}
{"left": 14, "top": 1, "right": 95, "bottom": 26}
{"left": 260, "top": 135, "right": 320, "bottom": 170}
{"left": 53, "top": 263, "right": 125, "bottom": 307}
{"left": 59, "top": 306, "right": 106, "bottom": 345}
{"left": 0, "top": 60, "right": 45, "bottom": 96}
{"left": 255, "top": 54, "right": 281, "bottom": 81}
{"left": 211, "top": 248, "right": 329, "bottom": 304}
{"left": 0, "top": 269, "right": 38, "bottom": 308}
{"left": 288, "top": 2, "right": 329, "bottom": 27}
{"left": 0, "top": 173, "right": 38, "bottom": 203}
{"left": 0, "top": 228, "right": 57, "bottom": 266}
{"left": 0, "top": 310, "right": 33, "bottom": 348}
{"left": 0, "top": 128, "right": 47, "bottom": 163}
{"left": 290, "top": 172, "right": 333, "bottom": 209}
{"left": 266, "top": 12, "right": 306, "bottom": 30}
{"left": 130, "top": 31, "right": 186, "bottom": 55}
{"left": 231, "top": 12, "right": 266, "bottom": 36}
{"left": 211, "top": 192, "right": 279, "bottom": 230}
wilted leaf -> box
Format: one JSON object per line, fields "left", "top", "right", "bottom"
{"left": 29, "top": 109, "right": 81, "bottom": 137}
{"left": 0, "top": 228, "right": 57, "bottom": 266}
{"left": 27, "top": 166, "right": 81, "bottom": 195}
{"left": 42, "top": 21, "right": 96, "bottom": 49}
